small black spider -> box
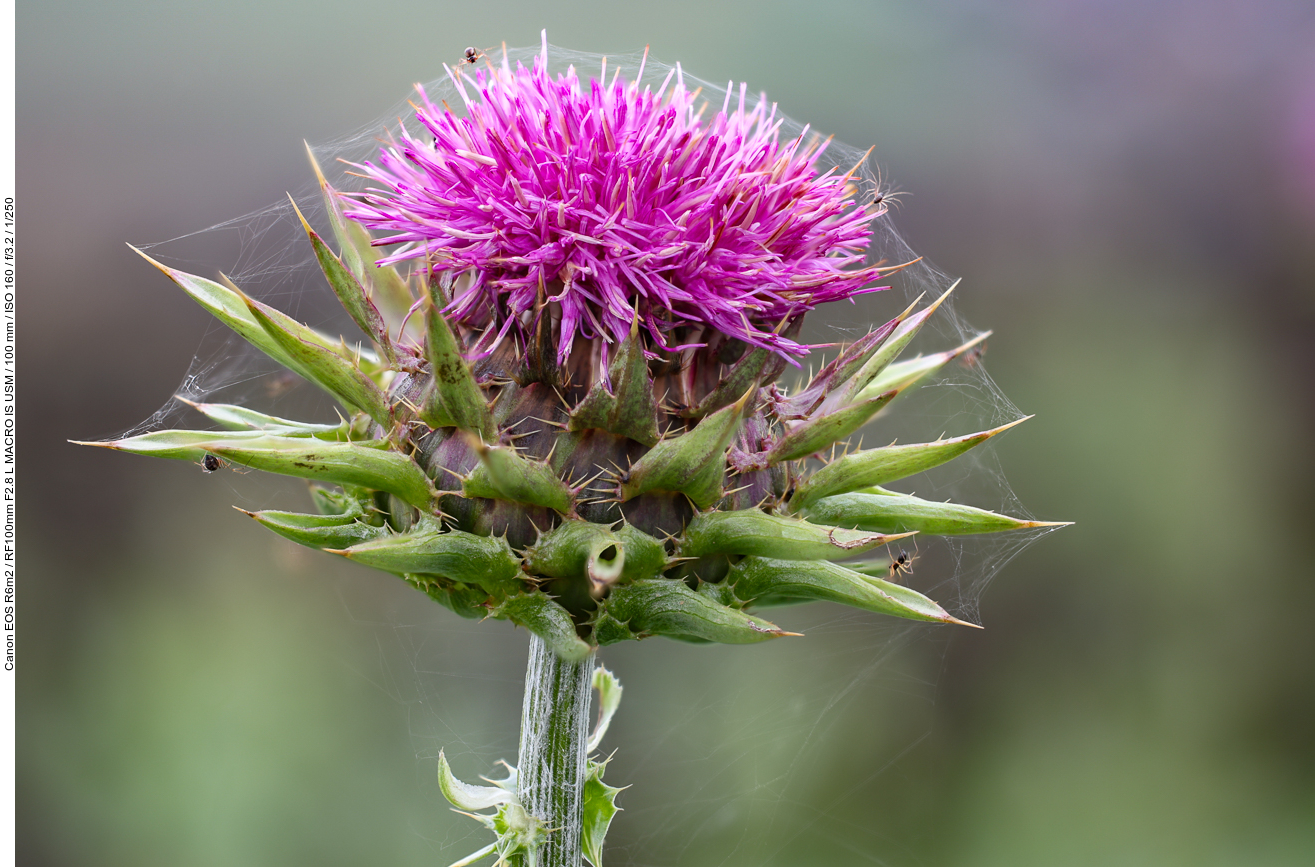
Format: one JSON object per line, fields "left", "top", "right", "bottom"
{"left": 888, "top": 546, "right": 917, "bottom": 580}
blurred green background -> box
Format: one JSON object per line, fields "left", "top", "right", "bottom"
{"left": 18, "top": 1, "right": 1315, "bottom": 864}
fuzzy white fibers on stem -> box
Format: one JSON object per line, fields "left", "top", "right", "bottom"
{"left": 516, "top": 634, "right": 596, "bottom": 867}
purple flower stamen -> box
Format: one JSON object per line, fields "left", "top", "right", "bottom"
{"left": 346, "top": 38, "right": 889, "bottom": 364}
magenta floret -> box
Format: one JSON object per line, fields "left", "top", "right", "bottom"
{"left": 346, "top": 43, "right": 889, "bottom": 363}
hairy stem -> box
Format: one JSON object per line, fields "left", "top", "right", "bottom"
{"left": 516, "top": 634, "right": 595, "bottom": 867}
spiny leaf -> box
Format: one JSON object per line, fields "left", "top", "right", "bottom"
{"left": 423, "top": 290, "right": 495, "bottom": 439}
{"left": 681, "top": 345, "right": 770, "bottom": 419}
{"left": 766, "top": 389, "right": 897, "bottom": 462}
{"left": 245, "top": 294, "right": 392, "bottom": 427}
{"left": 788, "top": 417, "right": 1030, "bottom": 512}
{"left": 206, "top": 436, "right": 437, "bottom": 511}
{"left": 462, "top": 441, "right": 575, "bottom": 514}
{"left": 618, "top": 391, "right": 750, "bottom": 509}
{"left": 776, "top": 306, "right": 908, "bottom": 418}
{"left": 728, "top": 556, "right": 977, "bottom": 626}
{"left": 493, "top": 591, "right": 593, "bottom": 661}
{"left": 616, "top": 524, "right": 668, "bottom": 583}
{"left": 306, "top": 143, "right": 416, "bottom": 332}
{"left": 406, "top": 574, "right": 492, "bottom": 620}
{"left": 569, "top": 317, "right": 660, "bottom": 446}
{"left": 239, "top": 508, "right": 389, "bottom": 550}
{"left": 678, "top": 508, "right": 913, "bottom": 561}
{"left": 800, "top": 488, "right": 1068, "bottom": 536}
{"left": 523, "top": 520, "right": 625, "bottom": 593}
{"left": 177, "top": 398, "right": 351, "bottom": 438}
{"left": 486, "top": 802, "right": 548, "bottom": 864}
{"left": 72, "top": 428, "right": 277, "bottom": 463}
{"left": 310, "top": 485, "right": 373, "bottom": 517}
{"left": 582, "top": 758, "right": 624, "bottom": 867}
{"left": 130, "top": 247, "right": 382, "bottom": 375}
{"left": 330, "top": 526, "right": 522, "bottom": 595}
{"left": 587, "top": 667, "right": 623, "bottom": 754}
{"left": 827, "top": 281, "right": 959, "bottom": 408}
{"left": 855, "top": 331, "right": 990, "bottom": 401}
{"left": 132, "top": 248, "right": 306, "bottom": 374}
{"left": 592, "top": 579, "right": 794, "bottom": 645}
{"left": 437, "top": 750, "right": 516, "bottom": 812}
{"left": 289, "top": 195, "right": 396, "bottom": 365}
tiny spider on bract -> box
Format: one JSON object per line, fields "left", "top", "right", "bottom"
{"left": 888, "top": 543, "right": 918, "bottom": 580}
{"left": 199, "top": 453, "right": 249, "bottom": 474}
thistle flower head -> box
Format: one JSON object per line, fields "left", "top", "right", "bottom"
{"left": 85, "top": 36, "right": 1065, "bottom": 670}
{"left": 346, "top": 40, "right": 889, "bottom": 364}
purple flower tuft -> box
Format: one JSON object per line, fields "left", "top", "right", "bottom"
{"left": 346, "top": 41, "right": 891, "bottom": 364}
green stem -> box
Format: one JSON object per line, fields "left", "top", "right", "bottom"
{"left": 516, "top": 633, "right": 596, "bottom": 867}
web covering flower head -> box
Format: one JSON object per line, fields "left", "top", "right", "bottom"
{"left": 346, "top": 38, "right": 893, "bottom": 365}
